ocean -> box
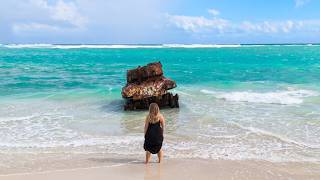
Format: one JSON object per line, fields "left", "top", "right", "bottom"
{"left": 0, "top": 44, "right": 320, "bottom": 166}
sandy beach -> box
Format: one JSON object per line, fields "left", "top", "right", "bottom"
{"left": 2, "top": 0, "right": 320, "bottom": 179}
{"left": 1, "top": 155, "right": 320, "bottom": 180}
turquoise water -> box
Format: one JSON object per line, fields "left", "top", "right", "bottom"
{"left": 0, "top": 44, "right": 320, "bottom": 163}
{"left": 1, "top": 45, "right": 320, "bottom": 95}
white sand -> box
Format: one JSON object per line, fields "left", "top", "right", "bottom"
{"left": 1, "top": 158, "right": 320, "bottom": 180}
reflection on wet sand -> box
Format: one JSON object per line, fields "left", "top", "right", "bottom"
{"left": 144, "top": 163, "right": 162, "bottom": 180}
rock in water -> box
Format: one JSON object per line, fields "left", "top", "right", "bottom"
{"left": 122, "top": 62, "right": 179, "bottom": 110}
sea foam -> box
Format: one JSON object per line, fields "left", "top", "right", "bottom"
{"left": 3, "top": 44, "right": 319, "bottom": 49}
{"left": 162, "top": 44, "right": 241, "bottom": 48}
{"left": 200, "top": 89, "right": 319, "bottom": 105}
{"left": 2, "top": 44, "right": 242, "bottom": 49}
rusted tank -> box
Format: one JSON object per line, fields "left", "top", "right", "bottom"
{"left": 122, "top": 62, "right": 179, "bottom": 110}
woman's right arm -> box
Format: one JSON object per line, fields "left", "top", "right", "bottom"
{"left": 160, "top": 114, "right": 165, "bottom": 132}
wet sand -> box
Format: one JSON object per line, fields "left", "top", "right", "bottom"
{"left": 1, "top": 158, "right": 320, "bottom": 180}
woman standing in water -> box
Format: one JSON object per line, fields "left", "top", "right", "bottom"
{"left": 144, "top": 103, "right": 165, "bottom": 164}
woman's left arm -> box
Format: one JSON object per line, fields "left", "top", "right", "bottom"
{"left": 144, "top": 118, "right": 149, "bottom": 135}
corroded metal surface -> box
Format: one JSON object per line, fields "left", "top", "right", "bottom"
{"left": 124, "top": 93, "right": 179, "bottom": 110}
{"left": 122, "top": 76, "right": 176, "bottom": 100}
{"left": 121, "top": 62, "right": 179, "bottom": 110}
{"left": 127, "top": 62, "right": 163, "bottom": 83}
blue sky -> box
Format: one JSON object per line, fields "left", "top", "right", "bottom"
{"left": 1, "top": 0, "right": 320, "bottom": 44}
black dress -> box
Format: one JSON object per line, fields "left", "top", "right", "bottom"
{"left": 144, "top": 121, "right": 163, "bottom": 154}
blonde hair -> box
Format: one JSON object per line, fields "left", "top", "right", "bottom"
{"left": 146, "top": 103, "right": 160, "bottom": 124}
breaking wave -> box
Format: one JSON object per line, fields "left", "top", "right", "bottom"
{"left": 200, "top": 89, "right": 319, "bottom": 105}
{"left": 162, "top": 44, "right": 241, "bottom": 48}
{"left": 2, "top": 44, "right": 242, "bottom": 49}
{"left": 2, "top": 44, "right": 319, "bottom": 49}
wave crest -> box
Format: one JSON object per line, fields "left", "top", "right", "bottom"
{"left": 2, "top": 44, "right": 242, "bottom": 49}
{"left": 200, "top": 89, "right": 319, "bottom": 105}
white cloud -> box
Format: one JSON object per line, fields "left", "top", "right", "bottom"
{"left": 240, "top": 20, "right": 296, "bottom": 33}
{"left": 294, "top": 0, "right": 310, "bottom": 7}
{"left": 12, "top": 22, "right": 62, "bottom": 33}
{"left": 240, "top": 20, "right": 320, "bottom": 34}
{"left": 167, "top": 12, "right": 320, "bottom": 35}
{"left": 167, "top": 14, "right": 228, "bottom": 33}
{"left": 50, "top": 0, "right": 88, "bottom": 28}
{"left": 2, "top": 0, "right": 166, "bottom": 43}
{"left": 12, "top": 0, "right": 88, "bottom": 34}
{"left": 208, "top": 9, "right": 220, "bottom": 16}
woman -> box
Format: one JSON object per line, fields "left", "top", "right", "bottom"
{"left": 144, "top": 103, "right": 165, "bottom": 164}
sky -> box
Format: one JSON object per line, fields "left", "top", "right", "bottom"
{"left": 1, "top": 0, "right": 320, "bottom": 44}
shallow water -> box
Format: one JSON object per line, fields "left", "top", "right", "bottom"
{"left": 0, "top": 44, "right": 320, "bottom": 165}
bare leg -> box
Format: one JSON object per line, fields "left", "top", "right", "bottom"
{"left": 145, "top": 151, "right": 151, "bottom": 164}
{"left": 157, "top": 149, "right": 163, "bottom": 163}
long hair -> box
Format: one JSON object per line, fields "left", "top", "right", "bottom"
{"left": 146, "top": 103, "right": 160, "bottom": 124}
